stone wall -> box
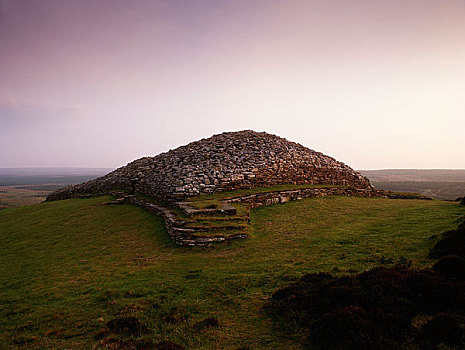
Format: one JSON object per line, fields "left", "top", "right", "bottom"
{"left": 114, "top": 194, "right": 247, "bottom": 246}
{"left": 110, "top": 186, "right": 380, "bottom": 246}
{"left": 226, "top": 187, "right": 380, "bottom": 208}
{"left": 87, "top": 185, "right": 429, "bottom": 246}
{"left": 47, "top": 131, "right": 372, "bottom": 203}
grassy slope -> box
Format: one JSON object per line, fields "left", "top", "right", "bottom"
{"left": 0, "top": 196, "right": 464, "bottom": 349}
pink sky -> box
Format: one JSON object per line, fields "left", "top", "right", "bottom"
{"left": 1, "top": 0, "right": 464, "bottom": 169}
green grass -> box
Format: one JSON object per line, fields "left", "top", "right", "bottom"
{"left": 183, "top": 184, "right": 342, "bottom": 237}
{"left": 0, "top": 196, "right": 464, "bottom": 349}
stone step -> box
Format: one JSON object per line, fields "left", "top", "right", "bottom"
{"left": 190, "top": 228, "right": 247, "bottom": 238}
{"left": 177, "top": 201, "right": 236, "bottom": 216}
{"left": 190, "top": 215, "right": 248, "bottom": 222}
{"left": 184, "top": 224, "right": 248, "bottom": 231}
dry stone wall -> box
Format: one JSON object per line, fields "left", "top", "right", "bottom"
{"left": 226, "top": 187, "right": 380, "bottom": 208}
{"left": 107, "top": 187, "right": 381, "bottom": 246}
{"left": 47, "top": 130, "right": 372, "bottom": 203}
{"left": 118, "top": 195, "right": 244, "bottom": 246}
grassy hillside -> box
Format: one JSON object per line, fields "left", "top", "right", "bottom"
{"left": 0, "top": 196, "right": 464, "bottom": 349}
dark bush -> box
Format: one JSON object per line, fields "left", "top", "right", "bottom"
{"left": 430, "top": 222, "right": 465, "bottom": 258}
{"left": 309, "top": 306, "right": 385, "bottom": 350}
{"left": 163, "top": 307, "right": 188, "bottom": 324}
{"left": 433, "top": 255, "right": 465, "bottom": 280}
{"left": 268, "top": 274, "right": 331, "bottom": 327}
{"left": 299, "top": 271, "right": 334, "bottom": 285}
{"left": 268, "top": 266, "right": 465, "bottom": 349}
{"left": 155, "top": 341, "right": 185, "bottom": 350}
{"left": 417, "top": 313, "right": 465, "bottom": 347}
{"left": 321, "top": 278, "right": 366, "bottom": 308}
{"left": 460, "top": 220, "right": 465, "bottom": 230}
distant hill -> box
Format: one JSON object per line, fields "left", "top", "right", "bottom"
{"left": 359, "top": 169, "right": 465, "bottom": 182}
{"left": 0, "top": 168, "right": 112, "bottom": 208}
{"left": 0, "top": 167, "right": 112, "bottom": 186}
{"left": 360, "top": 169, "right": 465, "bottom": 200}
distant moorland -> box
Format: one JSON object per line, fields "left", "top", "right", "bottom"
{"left": 0, "top": 168, "right": 111, "bottom": 209}
{"left": 360, "top": 169, "right": 465, "bottom": 200}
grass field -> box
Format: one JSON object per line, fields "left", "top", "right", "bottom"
{"left": 0, "top": 196, "right": 464, "bottom": 349}
{"left": 371, "top": 181, "right": 465, "bottom": 200}
{"left": 360, "top": 169, "right": 465, "bottom": 200}
{"left": 0, "top": 168, "right": 109, "bottom": 208}
{"left": 0, "top": 186, "right": 50, "bottom": 209}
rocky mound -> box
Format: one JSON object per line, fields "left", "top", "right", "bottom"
{"left": 47, "top": 130, "right": 372, "bottom": 203}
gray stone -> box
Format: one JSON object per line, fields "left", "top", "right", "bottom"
{"left": 46, "top": 130, "right": 373, "bottom": 203}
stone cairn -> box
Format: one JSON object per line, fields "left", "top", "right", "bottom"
{"left": 47, "top": 130, "right": 378, "bottom": 245}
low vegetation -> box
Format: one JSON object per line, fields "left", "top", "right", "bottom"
{"left": 360, "top": 169, "right": 465, "bottom": 200}
{"left": 371, "top": 181, "right": 465, "bottom": 201}
{"left": 0, "top": 170, "right": 107, "bottom": 208}
{"left": 430, "top": 223, "right": 465, "bottom": 259}
{"left": 268, "top": 266, "right": 465, "bottom": 349}
{"left": 0, "top": 185, "right": 50, "bottom": 209}
{"left": 0, "top": 195, "right": 464, "bottom": 348}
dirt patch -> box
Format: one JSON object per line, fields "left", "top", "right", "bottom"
{"left": 106, "top": 317, "right": 144, "bottom": 335}
{"left": 211, "top": 248, "right": 244, "bottom": 258}
{"left": 193, "top": 317, "right": 219, "bottom": 331}
{"left": 163, "top": 307, "right": 188, "bottom": 325}
{"left": 155, "top": 341, "right": 185, "bottom": 350}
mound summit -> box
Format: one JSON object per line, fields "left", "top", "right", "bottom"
{"left": 48, "top": 130, "right": 372, "bottom": 203}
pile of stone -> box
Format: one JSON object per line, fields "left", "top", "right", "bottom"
{"left": 47, "top": 130, "right": 372, "bottom": 203}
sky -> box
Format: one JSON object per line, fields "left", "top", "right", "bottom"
{"left": 1, "top": 0, "right": 464, "bottom": 170}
